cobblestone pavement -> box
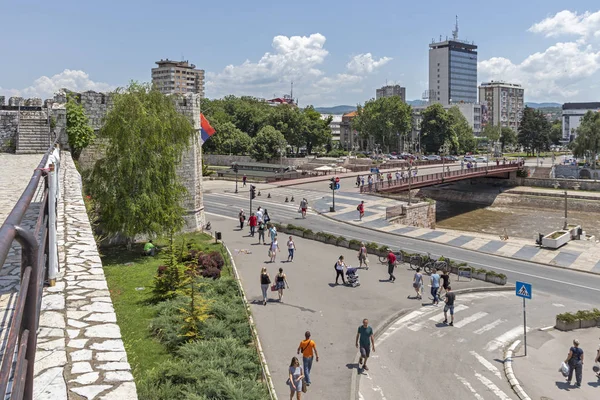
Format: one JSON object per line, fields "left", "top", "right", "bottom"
{"left": 22, "top": 152, "right": 138, "bottom": 399}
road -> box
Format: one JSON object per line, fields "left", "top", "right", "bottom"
{"left": 204, "top": 187, "right": 600, "bottom": 305}
{"left": 359, "top": 290, "right": 592, "bottom": 400}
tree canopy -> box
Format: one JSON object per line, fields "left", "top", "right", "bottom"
{"left": 420, "top": 103, "right": 457, "bottom": 154}
{"left": 518, "top": 106, "right": 551, "bottom": 155}
{"left": 250, "top": 126, "right": 288, "bottom": 162}
{"left": 500, "top": 127, "right": 518, "bottom": 151}
{"left": 202, "top": 120, "right": 252, "bottom": 155}
{"left": 86, "top": 82, "right": 195, "bottom": 239}
{"left": 570, "top": 110, "right": 600, "bottom": 169}
{"left": 447, "top": 106, "right": 475, "bottom": 154}
{"left": 352, "top": 96, "right": 412, "bottom": 153}
{"left": 65, "top": 95, "right": 95, "bottom": 159}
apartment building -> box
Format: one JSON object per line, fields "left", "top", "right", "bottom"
{"left": 376, "top": 85, "right": 406, "bottom": 103}
{"left": 562, "top": 102, "right": 600, "bottom": 143}
{"left": 152, "top": 59, "right": 205, "bottom": 97}
{"left": 478, "top": 81, "right": 524, "bottom": 130}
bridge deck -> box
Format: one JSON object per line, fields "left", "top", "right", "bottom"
{"left": 359, "top": 162, "right": 522, "bottom": 193}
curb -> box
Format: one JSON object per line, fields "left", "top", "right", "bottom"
{"left": 504, "top": 339, "right": 531, "bottom": 400}
{"left": 223, "top": 242, "right": 278, "bottom": 400}
{"left": 350, "top": 285, "right": 515, "bottom": 400}
{"left": 312, "top": 207, "right": 600, "bottom": 278}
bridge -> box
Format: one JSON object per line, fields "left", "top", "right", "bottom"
{"left": 359, "top": 161, "right": 523, "bottom": 193}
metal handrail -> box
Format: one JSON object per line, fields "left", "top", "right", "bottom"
{"left": 0, "top": 136, "right": 61, "bottom": 400}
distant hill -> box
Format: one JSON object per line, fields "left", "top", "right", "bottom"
{"left": 525, "top": 102, "right": 561, "bottom": 108}
{"left": 407, "top": 100, "right": 427, "bottom": 107}
{"left": 314, "top": 105, "right": 356, "bottom": 115}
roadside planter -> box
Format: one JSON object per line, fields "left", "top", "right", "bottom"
{"left": 303, "top": 231, "right": 317, "bottom": 241}
{"left": 485, "top": 273, "right": 507, "bottom": 285}
{"left": 541, "top": 230, "right": 570, "bottom": 249}
{"left": 289, "top": 229, "right": 305, "bottom": 238}
{"left": 336, "top": 239, "right": 350, "bottom": 248}
{"left": 555, "top": 309, "right": 600, "bottom": 331}
{"left": 473, "top": 269, "right": 487, "bottom": 281}
{"left": 555, "top": 317, "right": 580, "bottom": 331}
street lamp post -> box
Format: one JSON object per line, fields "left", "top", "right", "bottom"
{"left": 407, "top": 165, "right": 412, "bottom": 205}
{"left": 563, "top": 190, "right": 568, "bottom": 230}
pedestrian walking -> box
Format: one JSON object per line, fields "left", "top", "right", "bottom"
{"left": 357, "top": 201, "right": 365, "bottom": 221}
{"left": 430, "top": 268, "right": 440, "bottom": 305}
{"left": 439, "top": 269, "right": 450, "bottom": 298}
{"left": 242, "top": 175, "right": 247, "bottom": 187}
{"left": 297, "top": 331, "right": 319, "bottom": 386}
{"left": 412, "top": 267, "right": 423, "bottom": 299}
{"left": 461, "top": 160, "right": 464, "bottom": 170}
{"left": 357, "top": 242, "right": 368, "bottom": 269}
{"left": 360, "top": 176, "right": 365, "bottom": 187}
{"left": 288, "top": 357, "right": 305, "bottom": 399}
{"left": 379, "top": 173, "right": 384, "bottom": 186}
{"left": 386, "top": 249, "right": 397, "bottom": 282}
{"left": 257, "top": 221, "right": 266, "bottom": 244}
{"left": 356, "top": 319, "right": 375, "bottom": 371}
{"left": 260, "top": 267, "right": 271, "bottom": 306}
{"left": 594, "top": 337, "right": 600, "bottom": 379}
{"left": 443, "top": 286, "right": 455, "bottom": 326}
{"left": 268, "top": 224, "right": 277, "bottom": 244}
{"left": 238, "top": 209, "right": 246, "bottom": 230}
{"left": 263, "top": 209, "right": 271, "bottom": 224}
{"left": 395, "top": 170, "right": 401, "bottom": 184}
{"left": 248, "top": 213, "right": 257, "bottom": 237}
{"left": 287, "top": 236, "right": 296, "bottom": 262}
{"left": 367, "top": 175, "right": 373, "bottom": 191}
{"left": 275, "top": 267, "right": 289, "bottom": 301}
{"left": 299, "top": 198, "right": 308, "bottom": 218}
{"left": 565, "top": 339, "right": 584, "bottom": 387}
{"left": 356, "top": 175, "right": 361, "bottom": 187}
{"left": 334, "top": 255, "right": 346, "bottom": 285}
{"left": 387, "top": 172, "right": 392, "bottom": 186}
{"left": 256, "top": 207, "right": 264, "bottom": 224}
{"left": 269, "top": 237, "right": 280, "bottom": 263}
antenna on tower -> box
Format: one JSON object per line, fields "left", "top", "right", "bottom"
{"left": 452, "top": 15, "right": 459, "bottom": 40}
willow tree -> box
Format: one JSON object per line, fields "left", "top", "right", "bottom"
{"left": 86, "top": 82, "right": 195, "bottom": 241}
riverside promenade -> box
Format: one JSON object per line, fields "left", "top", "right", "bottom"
{"left": 0, "top": 153, "right": 137, "bottom": 399}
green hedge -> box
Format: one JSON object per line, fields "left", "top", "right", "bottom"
{"left": 557, "top": 308, "right": 600, "bottom": 323}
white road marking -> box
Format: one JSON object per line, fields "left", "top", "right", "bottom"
{"left": 470, "top": 350, "right": 502, "bottom": 379}
{"left": 205, "top": 211, "right": 238, "bottom": 221}
{"left": 485, "top": 326, "right": 530, "bottom": 352}
{"left": 454, "top": 373, "right": 485, "bottom": 400}
{"left": 474, "top": 372, "right": 512, "bottom": 400}
{"left": 474, "top": 319, "right": 506, "bottom": 335}
{"left": 429, "top": 304, "right": 468, "bottom": 323}
{"left": 371, "top": 385, "right": 388, "bottom": 400}
{"left": 553, "top": 303, "right": 565, "bottom": 307}
{"left": 378, "top": 307, "right": 440, "bottom": 342}
{"left": 455, "top": 312, "right": 489, "bottom": 328}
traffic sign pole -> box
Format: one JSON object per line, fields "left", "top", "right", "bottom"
{"left": 523, "top": 297, "right": 527, "bottom": 356}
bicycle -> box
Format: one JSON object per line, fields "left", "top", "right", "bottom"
{"left": 408, "top": 254, "right": 425, "bottom": 271}
{"left": 423, "top": 253, "right": 447, "bottom": 275}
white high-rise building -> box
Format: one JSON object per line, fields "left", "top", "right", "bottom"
{"left": 478, "top": 81, "right": 524, "bottom": 130}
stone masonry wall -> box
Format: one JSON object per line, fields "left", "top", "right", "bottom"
{"left": 0, "top": 111, "right": 18, "bottom": 152}
{"left": 388, "top": 200, "right": 436, "bottom": 228}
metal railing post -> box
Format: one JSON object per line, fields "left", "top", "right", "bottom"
{"left": 48, "top": 164, "right": 58, "bottom": 286}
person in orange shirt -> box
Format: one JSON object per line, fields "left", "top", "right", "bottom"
{"left": 297, "top": 331, "right": 319, "bottom": 386}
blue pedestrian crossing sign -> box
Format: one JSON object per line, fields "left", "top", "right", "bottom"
{"left": 516, "top": 281, "right": 532, "bottom": 299}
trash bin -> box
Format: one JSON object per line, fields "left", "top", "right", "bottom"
{"left": 215, "top": 231, "right": 222, "bottom": 241}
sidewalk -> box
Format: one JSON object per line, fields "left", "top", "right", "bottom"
{"left": 511, "top": 327, "right": 600, "bottom": 399}
{"left": 210, "top": 213, "right": 495, "bottom": 400}
{"left": 310, "top": 192, "right": 600, "bottom": 275}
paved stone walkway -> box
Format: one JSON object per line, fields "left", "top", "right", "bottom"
{"left": 29, "top": 153, "right": 137, "bottom": 399}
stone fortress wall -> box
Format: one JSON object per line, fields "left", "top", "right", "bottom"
{"left": 0, "top": 90, "right": 205, "bottom": 232}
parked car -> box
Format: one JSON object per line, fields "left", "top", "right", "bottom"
{"left": 475, "top": 156, "right": 487, "bottom": 163}
{"left": 425, "top": 155, "right": 441, "bottom": 161}
{"left": 463, "top": 155, "right": 476, "bottom": 162}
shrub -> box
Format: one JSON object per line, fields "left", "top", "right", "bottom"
{"left": 379, "top": 244, "right": 389, "bottom": 253}
{"left": 287, "top": 224, "right": 304, "bottom": 231}
{"left": 557, "top": 312, "right": 577, "bottom": 323}
{"left": 303, "top": 229, "right": 314, "bottom": 235}
{"left": 475, "top": 268, "right": 487, "bottom": 274}
{"left": 208, "top": 251, "right": 225, "bottom": 270}
{"left": 201, "top": 267, "right": 221, "bottom": 280}
{"left": 366, "top": 242, "right": 379, "bottom": 251}
{"left": 349, "top": 239, "right": 361, "bottom": 247}
{"left": 198, "top": 253, "right": 218, "bottom": 270}
{"left": 336, "top": 236, "right": 347, "bottom": 244}
{"left": 153, "top": 264, "right": 181, "bottom": 302}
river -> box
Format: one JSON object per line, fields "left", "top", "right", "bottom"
{"left": 436, "top": 201, "right": 600, "bottom": 239}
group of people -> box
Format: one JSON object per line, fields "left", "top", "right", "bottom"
{"left": 356, "top": 168, "right": 419, "bottom": 191}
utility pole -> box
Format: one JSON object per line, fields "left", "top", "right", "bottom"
{"left": 232, "top": 163, "right": 239, "bottom": 193}
{"left": 407, "top": 165, "right": 412, "bottom": 205}
{"left": 563, "top": 190, "right": 568, "bottom": 229}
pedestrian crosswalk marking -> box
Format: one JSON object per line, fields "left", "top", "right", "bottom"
{"left": 474, "top": 372, "right": 512, "bottom": 400}
{"left": 484, "top": 326, "right": 530, "bottom": 352}
{"left": 469, "top": 350, "right": 501, "bottom": 379}
{"left": 454, "top": 374, "right": 485, "bottom": 400}
{"left": 454, "top": 312, "right": 488, "bottom": 328}
{"left": 473, "top": 319, "right": 506, "bottom": 335}
{"left": 428, "top": 304, "right": 468, "bottom": 323}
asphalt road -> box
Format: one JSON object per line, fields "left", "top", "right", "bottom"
{"left": 204, "top": 190, "right": 600, "bottom": 305}
{"left": 359, "top": 290, "right": 592, "bottom": 400}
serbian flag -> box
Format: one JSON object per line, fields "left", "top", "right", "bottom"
{"left": 200, "top": 113, "right": 216, "bottom": 144}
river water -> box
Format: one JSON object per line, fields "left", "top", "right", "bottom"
{"left": 436, "top": 201, "right": 600, "bottom": 239}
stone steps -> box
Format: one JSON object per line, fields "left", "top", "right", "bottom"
{"left": 17, "top": 114, "right": 51, "bottom": 153}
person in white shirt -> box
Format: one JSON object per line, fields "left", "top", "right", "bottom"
{"left": 287, "top": 236, "right": 296, "bottom": 262}
{"left": 395, "top": 171, "right": 401, "bottom": 184}
{"left": 269, "top": 238, "right": 280, "bottom": 263}
{"left": 256, "top": 207, "right": 264, "bottom": 223}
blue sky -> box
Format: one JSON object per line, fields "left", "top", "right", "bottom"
{"left": 1, "top": 0, "right": 600, "bottom": 106}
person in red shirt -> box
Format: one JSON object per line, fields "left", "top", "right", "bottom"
{"left": 387, "top": 249, "right": 397, "bottom": 282}
{"left": 248, "top": 212, "right": 258, "bottom": 237}
{"left": 357, "top": 201, "right": 365, "bottom": 221}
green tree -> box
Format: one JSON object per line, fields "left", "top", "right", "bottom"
{"left": 482, "top": 124, "right": 501, "bottom": 143}
{"left": 419, "top": 103, "right": 456, "bottom": 154}
{"left": 447, "top": 106, "right": 475, "bottom": 154}
{"left": 500, "top": 127, "right": 518, "bottom": 151}
{"left": 518, "top": 106, "right": 551, "bottom": 155}
{"left": 65, "top": 95, "right": 95, "bottom": 159}
{"left": 250, "top": 125, "right": 287, "bottom": 162}
{"left": 268, "top": 104, "right": 307, "bottom": 152}
{"left": 571, "top": 111, "right": 600, "bottom": 169}
{"left": 550, "top": 119, "right": 562, "bottom": 145}
{"left": 86, "top": 82, "right": 195, "bottom": 240}
{"left": 302, "top": 106, "right": 332, "bottom": 154}
{"left": 202, "top": 121, "right": 252, "bottom": 155}
{"left": 352, "top": 96, "right": 412, "bottom": 153}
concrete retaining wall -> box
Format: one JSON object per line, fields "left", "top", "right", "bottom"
{"left": 388, "top": 201, "right": 436, "bottom": 228}
{"left": 204, "top": 153, "right": 310, "bottom": 167}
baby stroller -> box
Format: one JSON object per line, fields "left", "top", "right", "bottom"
{"left": 346, "top": 267, "right": 360, "bottom": 287}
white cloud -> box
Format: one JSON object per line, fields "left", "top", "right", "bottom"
{"left": 206, "top": 33, "right": 391, "bottom": 102}
{"left": 479, "top": 10, "right": 600, "bottom": 101}
{"left": 346, "top": 53, "right": 392, "bottom": 74}
{"left": 1, "top": 69, "right": 116, "bottom": 100}
{"left": 528, "top": 10, "right": 600, "bottom": 40}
